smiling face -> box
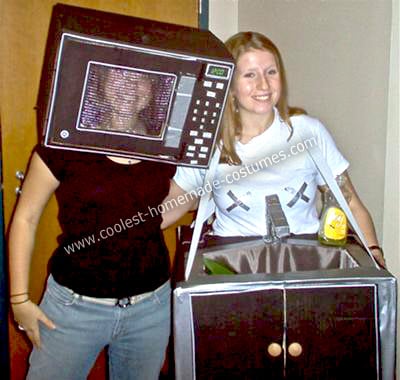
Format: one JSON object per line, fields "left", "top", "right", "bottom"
{"left": 232, "top": 48, "right": 282, "bottom": 127}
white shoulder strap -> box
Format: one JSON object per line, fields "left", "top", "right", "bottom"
{"left": 184, "top": 148, "right": 220, "bottom": 280}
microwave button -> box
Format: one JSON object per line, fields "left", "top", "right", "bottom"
{"left": 190, "top": 160, "right": 199, "bottom": 165}
{"left": 216, "top": 102, "right": 221, "bottom": 108}
{"left": 216, "top": 82, "right": 224, "bottom": 90}
{"left": 200, "top": 146, "right": 209, "bottom": 153}
{"left": 189, "top": 130, "right": 198, "bottom": 137}
{"left": 203, "top": 81, "right": 212, "bottom": 88}
{"left": 60, "top": 130, "right": 70, "bottom": 139}
{"left": 205, "top": 101, "right": 210, "bottom": 107}
{"left": 206, "top": 90, "right": 216, "bottom": 98}
{"left": 186, "top": 152, "right": 195, "bottom": 157}
{"left": 196, "top": 99, "right": 201, "bottom": 105}
{"left": 199, "top": 153, "right": 207, "bottom": 159}
{"left": 188, "top": 145, "right": 196, "bottom": 151}
{"left": 194, "top": 138, "right": 204, "bottom": 145}
{"left": 202, "top": 132, "right": 212, "bottom": 139}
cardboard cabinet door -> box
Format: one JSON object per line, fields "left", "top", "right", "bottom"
{"left": 191, "top": 289, "right": 284, "bottom": 379}
{"left": 285, "top": 285, "right": 378, "bottom": 379}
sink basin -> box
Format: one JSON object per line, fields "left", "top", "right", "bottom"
{"left": 187, "top": 237, "right": 376, "bottom": 278}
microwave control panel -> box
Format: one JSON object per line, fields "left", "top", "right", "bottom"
{"left": 164, "top": 62, "right": 234, "bottom": 168}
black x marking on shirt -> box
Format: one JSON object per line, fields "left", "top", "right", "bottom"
{"left": 286, "top": 182, "right": 310, "bottom": 208}
{"left": 226, "top": 190, "right": 250, "bottom": 212}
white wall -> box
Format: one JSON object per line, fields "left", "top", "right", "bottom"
{"left": 383, "top": 0, "right": 399, "bottom": 276}
{"left": 209, "top": 0, "right": 238, "bottom": 42}
{"left": 383, "top": 0, "right": 400, "bottom": 374}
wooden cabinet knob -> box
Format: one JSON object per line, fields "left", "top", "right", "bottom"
{"left": 288, "top": 342, "right": 302, "bottom": 357}
{"left": 267, "top": 342, "right": 282, "bottom": 357}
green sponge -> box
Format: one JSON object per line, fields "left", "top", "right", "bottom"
{"left": 203, "top": 258, "right": 236, "bottom": 275}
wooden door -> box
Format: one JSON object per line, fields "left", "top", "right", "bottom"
{"left": 0, "top": 1, "right": 199, "bottom": 379}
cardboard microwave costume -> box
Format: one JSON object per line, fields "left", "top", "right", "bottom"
{"left": 38, "top": 3, "right": 234, "bottom": 168}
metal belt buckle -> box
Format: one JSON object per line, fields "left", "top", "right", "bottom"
{"left": 116, "top": 297, "right": 131, "bottom": 308}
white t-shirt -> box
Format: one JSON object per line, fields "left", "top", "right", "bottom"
{"left": 174, "top": 109, "right": 349, "bottom": 236}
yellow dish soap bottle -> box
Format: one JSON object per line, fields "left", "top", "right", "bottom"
{"left": 318, "top": 174, "right": 350, "bottom": 247}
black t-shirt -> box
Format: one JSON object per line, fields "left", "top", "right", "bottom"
{"left": 36, "top": 145, "right": 176, "bottom": 297}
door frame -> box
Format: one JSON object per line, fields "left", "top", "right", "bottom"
{"left": 0, "top": 135, "right": 10, "bottom": 377}
{"left": 199, "top": 0, "right": 209, "bottom": 29}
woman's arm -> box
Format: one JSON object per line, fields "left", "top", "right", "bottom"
{"left": 342, "top": 171, "right": 385, "bottom": 267}
{"left": 160, "top": 180, "right": 198, "bottom": 230}
{"left": 8, "top": 152, "right": 60, "bottom": 347}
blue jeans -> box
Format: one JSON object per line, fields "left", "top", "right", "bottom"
{"left": 27, "top": 275, "right": 171, "bottom": 380}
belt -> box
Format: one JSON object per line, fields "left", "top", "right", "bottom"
{"left": 72, "top": 282, "right": 166, "bottom": 308}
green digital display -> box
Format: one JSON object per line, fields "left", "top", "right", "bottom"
{"left": 207, "top": 65, "right": 229, "bottom": 79}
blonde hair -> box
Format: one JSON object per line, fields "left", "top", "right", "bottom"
{"left": 219, "top": 31, "right": 305, "bottom": 164}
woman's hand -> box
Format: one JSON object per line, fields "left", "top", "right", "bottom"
{"left": 12, "top": 300, "right": 56, "bottom": 348}
{"left": 369, "top": 247, "right": 386, "bottom": 268}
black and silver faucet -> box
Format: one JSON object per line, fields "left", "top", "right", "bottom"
{"left": 264, "top": 194, "right": 290, "bottom": 242}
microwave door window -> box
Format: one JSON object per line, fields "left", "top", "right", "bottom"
{"left": 77, "top": 63, "right": 176, "bottom": 140}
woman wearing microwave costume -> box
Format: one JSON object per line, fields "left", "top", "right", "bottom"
{"left": 167, "top": 33, "right": 396, "bottom": 380}
{"left": 8, "top": 5, "right": 235, "bottom": 380}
